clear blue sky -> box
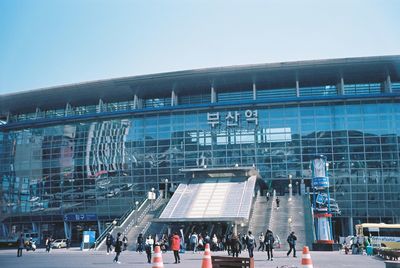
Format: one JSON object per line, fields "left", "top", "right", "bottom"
{"left": 1, "top": 0, "right": 400, "bottom": 94}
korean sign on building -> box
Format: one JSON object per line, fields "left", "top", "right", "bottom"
{"left": 207, "top": 110, "right": 258, "bottom": 128}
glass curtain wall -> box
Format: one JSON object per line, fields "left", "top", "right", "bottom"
{"left": 1, "top": 99, "right": 399, "bottom": 237}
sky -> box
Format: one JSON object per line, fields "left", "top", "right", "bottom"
{"left": 1, "top": 0, "right": 400, "bottom": 94}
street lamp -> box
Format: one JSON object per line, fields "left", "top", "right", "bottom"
{"left": 135, "top": 201, "right": 139, "bottom": 225}
{"left": 165, "top": 179, "right": 169, "bottom": 199}
{"left": 288, "top": 217, "right": 293, "bottom": 231}
{"left": 288, "top": 174, "right": 293, "bottom": 201}
{"left": 151, "top": 187, "right": 155, "bottom": 211}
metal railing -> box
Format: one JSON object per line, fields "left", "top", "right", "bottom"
{"left": 94, "top": 198, "right": 148, "bottom": 249}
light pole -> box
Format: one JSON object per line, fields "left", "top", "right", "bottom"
{"left": 288, "top": 174, "right": 293, "bottom": 201}
{"left": 135, "top": 201, "right": 139, "bottom": 226}
{"left": 165, "top": 179, "right": 168, "bottom": 199}
{"left": 151, "top": 187, "right": 155, "bottom": 211}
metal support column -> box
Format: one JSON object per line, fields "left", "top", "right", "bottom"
{"left": 64, "top": 221, "right": 72, "bottom": 240}
{"left": 211, "top": 86, "right": 216, "bottom": 103}
{"left": 337, "top": 77, "right": 344, "bottom": 95}
{"left": 252, "top": 83, "right": 256, "bottom": 100}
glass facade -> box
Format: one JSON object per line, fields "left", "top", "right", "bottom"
{"left": 1, "top": 59, "right": 400, "bottom": 242}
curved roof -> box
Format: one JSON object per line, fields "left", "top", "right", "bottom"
{"left": 1, "top": 55, "right": 400, "bottom": 115}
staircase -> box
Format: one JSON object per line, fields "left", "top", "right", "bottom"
{"left": 125, "top": 198, "right": 167, "bottom": 251}
{"left": 247, "top": 194, "right": 273, "bottom": 237}
{"left": 96, "top": 196, "right": 166, "bottom": 251}
{"left": 268, "top": 194, "right": 309, "bottom": 251}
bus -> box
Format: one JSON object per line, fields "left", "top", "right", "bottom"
{"left": 355, "top": 223, "right": 400, "bottom": 249}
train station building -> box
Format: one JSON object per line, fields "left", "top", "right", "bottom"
{"left": 0, "top": 55, "right": 399, "bottom": 245}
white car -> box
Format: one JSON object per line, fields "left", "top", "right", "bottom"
{"left": 51, "top": 239, "right": 67, "bottom": 249}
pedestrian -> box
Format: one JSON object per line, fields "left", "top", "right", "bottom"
{"left": 66, "top": 238, "right": 70, "bottom": 249}
{"left": 276, "top": 197, "right": 280, "bottom": 208}
{"left": 171, "top": 232, "right": 181, "bottom": 264}
{"left": 190, "top": 232, "right": 198, "bottom": 253}
{"left": 246, "top": 231, "right": 255, "bottom": 258}
{"left": 113, "top": 232, "right": 122, "bottom": 264}
{"left": 136, "top": 233, "right": 144, "bottom": 253}
{"left": 257, "top": 232, "right": 265, "bottom": 251}
{"left": 230, "top": 234, "right": 240, "bottom": 257}
{"left": 265, "top": 229, "right": 275, "bottom": 261}
{"left": 17, "top": 234, "right": 24, "bottom": 257}
{"left": 105, "top": 233, "right": 114, "bottom": 255}
{"left": 122, "top": 235, "right": 128, "bottom": 251}
{"left": 198, "top": 234, "right": 204, "bottom": 251}
{"left": 212, "top": 234, "right": 218, "bottom": 251}
{"left": 226, "top": 232, "right": 232, "bottom": 256}
{"left": 145, "top": 235, "right": 154, "bottom": 263}
{"left": 204, "top": 233, "right": 210, "bottom": 245}
{"left": 45, "top": 236, "right": 52, "bottom": 252}
{"left": 286, "top": 231, "right": 297, "bottom": 257}
{"left": 266, "top": 192, "right": 270, "bottom": 202}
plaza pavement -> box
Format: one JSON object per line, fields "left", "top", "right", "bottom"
{"left": 0, "top": 247, "right": 387, "bottom": 268}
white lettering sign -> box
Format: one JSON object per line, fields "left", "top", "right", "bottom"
{"left": 207, "top": 110, "right": 258, "bottom": 128}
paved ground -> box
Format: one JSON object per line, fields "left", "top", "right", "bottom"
{"left": 0, "top": 247, "right": 388, "bottom": 268}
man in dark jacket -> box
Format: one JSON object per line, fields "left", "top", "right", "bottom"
{"left": 286, "top": 231, "right": 297, "bottom": 257}
{"left": 106, "top": 233, "right": 114, "bottom": 255}
{"left": 113, "top": 233, "right": 122, "bottom": 264}
{"left": 246, "top": 231, "right": 255, "bottom": 258}
{"left": 230, "top": 234, "right": 240, "bottom": 258}
{"left": 17, "top": 234, "right": 24, "bottom": 257}
{"left": 136, "top": 233, "right": 144, "bottom": 253}
{"left": 264, "top": 229, "right": 275, "bottom": 261}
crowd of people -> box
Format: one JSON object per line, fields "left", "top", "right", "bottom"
{"left": 16, "top": 227, "right": 297, "bottom": 264}
{"left": 100, "top": 228, "right": 298, "bottom": 264}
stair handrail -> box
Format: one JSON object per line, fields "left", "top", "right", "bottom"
{"left": 303, "top": 194, "right": 316, "bottom": 247}
{"left": 95, "top": 198, "right": 148, "bottom": 249}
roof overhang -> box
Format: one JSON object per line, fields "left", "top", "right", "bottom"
{"left": 1, "top": 55, "right": 400, "bottom": 115}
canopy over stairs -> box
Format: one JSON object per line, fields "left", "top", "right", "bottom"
{"left": 158, "top": 167, "right": 258, "bottom": 223}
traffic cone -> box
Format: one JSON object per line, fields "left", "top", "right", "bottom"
{"left": 152, "top": 245, "right": 164, "bottom": 268}
{"left": 301, "top": 246, "right": 313, "bottom": 268}
{"left": 201, "top": 243, "right": 212, "bottom": 268}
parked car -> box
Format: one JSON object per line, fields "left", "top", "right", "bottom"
{"left": 51, "top": 239, "right": 67, "bottom": 249}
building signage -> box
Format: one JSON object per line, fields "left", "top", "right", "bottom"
{"left": 207, "top": 110, "right": 258, "bottom": 128}
{"left": 312, "top": 177, "right": 329, "bottom": 188}
{"left": 63, "top": 213, "right": 98, "bottom": 222}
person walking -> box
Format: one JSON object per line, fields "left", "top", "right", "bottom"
{"left": 246, "top": 231, "right": 255, "bottom": 258}
{"left": 226, "top": 232, "right": 232, "bottom": 256}
{"left": 113, "top": 232, "right": 122, "bottom": 264}
{"left": 211, "top": 234, "right": 218, "bottom": 251}
{"left": 45, "top": 236, "right": 52, "bottom": 252}
{"left": 171, "top": 232, "right": 181, "bottom": 264}
{"left": 122, "top": 235, "right": 128, "bottom": 251}
{"left": 17, "top": 234, "right": 24, "bottom": 257}
{"left": 286, "top": 231, "right": 297, "bottom": 257}
{"left": 257, "top": 232, "right": 265, "bottom": 251}
{"left": 105, "top": 233, "right": 114, "bottom": 255}
{"left": 266, "top": 192, "right": 270, "bottom": 202}
{"left": 136, "top": 233, "right": 144, "bottom": 253}
{"left": 66, "top": 238, "right": 70, "bottom": 249}
{"left": 265, "top": 229, "right": 275, "bottom": 261}
{"left": 145, "top": 235, "right": 154, "bottom": 263}
{"left": 276, "top": 197, "right": 280, "bottom": 208}
{"left": 190, "top": 232, "right": 198, "bottom": 253}
{"left": 230, "top": 234, "right": 240, "bottom": 257}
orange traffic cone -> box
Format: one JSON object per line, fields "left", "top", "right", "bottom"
{"left": 301, "top": 246, "right": 313, "bottom": 268}
{"left": 152, "top": 245, "right": 164, "bottom": 268}
{"left": 201, "top": 243, "right": 212, "bottom": 268}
